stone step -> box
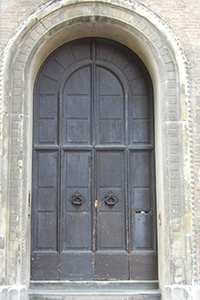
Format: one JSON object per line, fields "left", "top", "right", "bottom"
{"left": 29, "top": 291, "right": 161, "bottom": 300}
{"left": 29, "top": 281, "right": 161, "bottom": 300}
{"left": 30, "top": 280, "right": 160, "bottom": 290}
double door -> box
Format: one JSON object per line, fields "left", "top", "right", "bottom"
{"left": 31, "top": 38, "right": 157, "bottom": 281}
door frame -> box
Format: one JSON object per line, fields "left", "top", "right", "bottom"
{"left": 31, "top": 38, "right": 157, "bottom": 281}
{"left": 1, "top": 1, "right": 194, "bottom": 299}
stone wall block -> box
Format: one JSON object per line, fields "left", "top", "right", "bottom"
{"left": 129, "top": 13, "right": 140, "bottom": 26}
{"left": 162, "top": 54, "right": 172, "bottom": 64}
{"left": 150, "top": 32, "right": 160, "bottom": 43}
{"left": 0, "top": 288, "right": 8, "bottom": 300}
{"left": 166, "top": 287, "right": 189, "bottom": 300}
{"left": 0, "top": 250, "right": 5, "bottom": 285}
{"left": 8, "top": 289, "right": 19, "bottom": 300}
{"left": 41, "top": 17, "right": 54, "bottom": 31}
{"left": 35, "top": 22, "right": 48, "bottom": 36}
{"left": 58, "top": 9, "right": 72, "bottom": 21}
{"left": 169, "top": 96, "right": 176, "bottom": 104}
{"left": 20, "top": 287, "right": 27, "bottom": 299}
{"left": 155, "top": 39, "right": 164, "bottom": 49}
{"left": 29, "top": 29, "right": 43, "bottom": 43}
{"left": 136, "top": 20, "right": 147, "bottom": 32}
{"left": 20, "top": 45, "right": 31, "bottom": 57}
{"left": 17, "top": 53, "right": 28, "bottom": 64}
{"left": 165, "top": 62, "right": 175, "bottom": 72}
{"left": 23, "top": 37, "right": 37, "bottom": 50}
{"left": 143, "top": 25, "right": 153, "bottom": 37}
{"left": 166, "top": 71, "right": 176, "bottom": 80}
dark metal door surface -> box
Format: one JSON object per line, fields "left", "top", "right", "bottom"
{"left": 31, "top": 38, "right": 157, "bottom": 281}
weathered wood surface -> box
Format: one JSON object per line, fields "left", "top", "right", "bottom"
{"left": 32, "top": 38, "right": 157, "bottom": 281}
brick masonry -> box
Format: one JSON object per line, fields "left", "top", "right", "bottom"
{"left": 0, "top": 1, "right": 200, "bottom": 299}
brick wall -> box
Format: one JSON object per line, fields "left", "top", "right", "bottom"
{"left": 0, "top": 0, "right": 49, "bottom": 51}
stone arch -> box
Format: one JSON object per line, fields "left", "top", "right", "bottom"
{"left": 0, "top": 0, "right": 195, "bottom": 299}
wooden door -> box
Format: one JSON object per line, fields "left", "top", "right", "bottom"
{"left": 31, "top": 38, "right": 157, "bottom": 281}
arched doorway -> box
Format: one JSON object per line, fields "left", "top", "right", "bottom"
{"left": 2, "top": 0, "right": 193, "bottom": 298}
{"left": 31, "top": 38, "right": 157, "bottom": 281}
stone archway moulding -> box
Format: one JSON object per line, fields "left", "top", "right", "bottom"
{"left": 0, "top": 0, "right": 196, "bottom": 299}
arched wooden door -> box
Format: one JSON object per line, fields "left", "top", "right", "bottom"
{"left": 31, "top": 38, "right": 157, "bottom": 281}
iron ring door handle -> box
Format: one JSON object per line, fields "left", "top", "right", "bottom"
{"left": 105, "top": 196, "right": 116, "bottom": 206}
{"left": 70, "top": 191, "right": 84, "bottom": 206}
{"left": 104, "top": 191, "right": 118, "bottom": 207}
{"left": 71, "top": 196, "right": 82, "bottom": 206}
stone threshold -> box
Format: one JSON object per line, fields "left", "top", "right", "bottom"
{"left": 29, "top": 281, "right": 161, "bottom": 300}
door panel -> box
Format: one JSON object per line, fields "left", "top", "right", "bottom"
{"left": 64, "top": 213, "right": 91, "bottom": 249}
{"left": 133, "top": 152, "right": 151, "bottom": 187}
{"left": 129, "top": 151, "right": 154, "bottom": 250}
{"left": 32, "top": 38, "right": 157, "bottom": 281}
{"left": 60, "top": 251, "right": 94, "bottom": 280}
{"left": 32, "top": 150, "right": 59, "bottom": 279}
{"left": 96, "top": 66, "right": 124, "bottom": 144}
{"left": 97, "top": 152, "right": 124, "bottom": 187}
{"left": 61, "top": 151, "right": 92, "bottom": 249}
{"left": 37, "top": 212, "right": 57, "bottom": 249}
{"left": 60, "top": 150, "right": 92, "bottom": 279}
{"left": 35, "top": 94, "right": 58, "bottom": 145}
{"left": 130, "top": 251, "right": 158, "bottom": 280}
{"left": 97, "top": 212, "right": 125, "bottom": 249}
{"left": 33, "top": 151, "right": 59, "bottom": 251}
{"left": 96, "top": 151, "right": 126, "bottom": 251}
{"left": 133, "top": 212, "right": 152, "bottom": 248}
{"left": 95, "top": 151, "right": 128, "bottom": 279}
{"left": 62, "top": 66, "right": 91, "bottom": 145}
{"left": 63, "top": 152, "right": 91, "bottom": 188}
{"left": 31, "top": 253, "right": 60, "bottom": 280}
{"left": 94, "top": 253, "right": 129, "bottom": 280}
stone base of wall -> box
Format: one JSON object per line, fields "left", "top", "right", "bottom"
{"left": 2, "top": 285, "right": 200, "bottom": 300}
{"left": 0, "top": 286, "right": 27, "bottom": 300}
{"left": 165, "top": 285, "right": 200, "bottom": 300}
